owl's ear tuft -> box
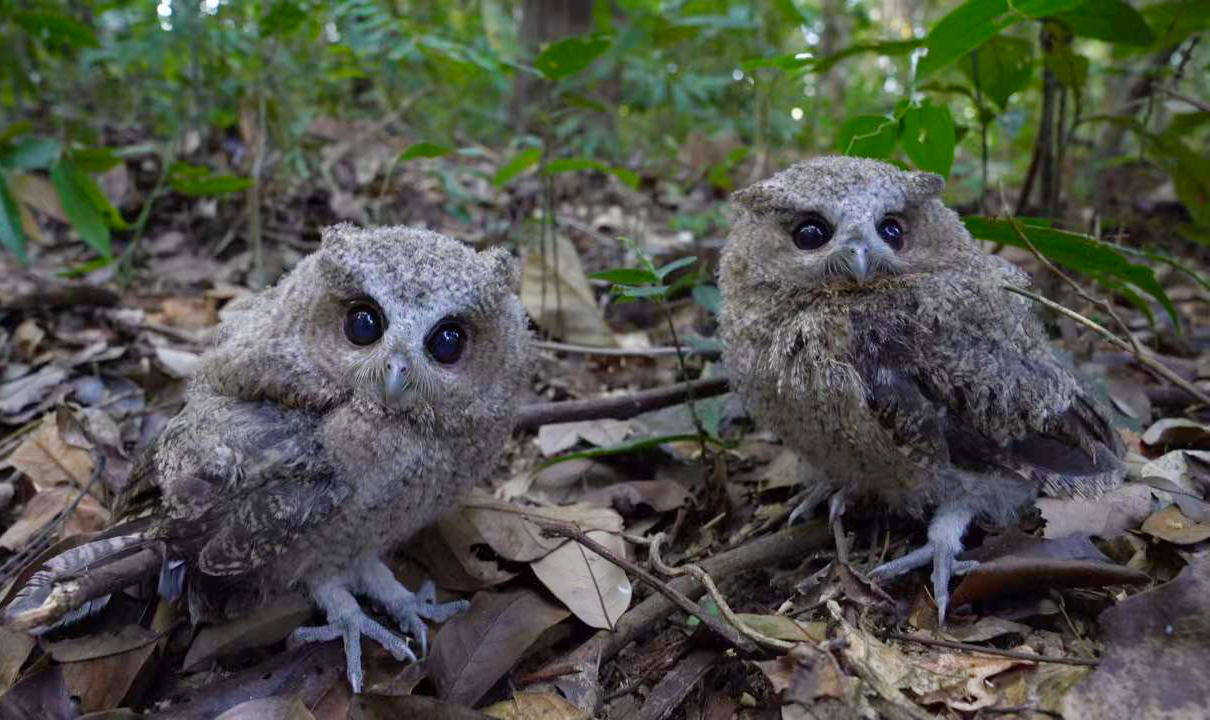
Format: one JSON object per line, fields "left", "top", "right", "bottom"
{"left": 907, "top": 172, "right": 945, "bottom": 202}
{"left": 731, "top": 183, "right": 767, "bottom": 210}
{"left": 483, "top": 247, "right": 521, "bottom": 294}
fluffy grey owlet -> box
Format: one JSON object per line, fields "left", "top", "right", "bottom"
{"left": 718, "top": 156, "right": 1125, "bottom": 620}
{"left": 3, "top": 225, "right": 531, "bottom": 692}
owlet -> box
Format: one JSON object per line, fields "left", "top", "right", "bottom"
{"left": 718, "top": 156, "right": 1124, "bottom": 620}
{"left": 4, "top": 225, "right": 531, "bottom": 692}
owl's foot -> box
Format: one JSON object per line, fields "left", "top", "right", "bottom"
{"left": 292, "top": 579, "right": 417, "bottom": 693}
{"left": 868, "top": 507, "right": 978, "bottom": 623}
{"left": 355, "top": 557, "right": 468, "bottom": 658}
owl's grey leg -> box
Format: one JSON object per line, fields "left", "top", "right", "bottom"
{"left": 354, "top": 556, "right": 469, "bottom": 658}
{"left": 292, "top": 578, "right": 417, "bottom": 693}
{"left": 869, "top": 506, "right": 979, "bottom": 622}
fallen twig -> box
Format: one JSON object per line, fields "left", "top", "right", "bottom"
{"left": 515, "top": 376, "right": 730, "bottom": 430}
{"left": 536, "top": 520, "right": 760, "bottom": 655}
{"left": 883, "top": 631, "right": 1098, "bottom": 667}
{"left": 1007, "top": 287, "right": 1210, "bottom": 407}
{"left": 535, "top": 339, "right": 721, "bottom": 360}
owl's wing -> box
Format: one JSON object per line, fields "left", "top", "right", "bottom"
{"left": 853, "top": 303, "right": 1123, "bottom": 498}
{"left": 142, "top": 399, "right": 352, "bottom": 577}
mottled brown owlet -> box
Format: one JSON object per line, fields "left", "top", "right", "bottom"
{"left": 718, "top": 156, "right": 1124, "bottom": 619}
{"left": 4, "top": 225, "right": 531, "bottom": 691}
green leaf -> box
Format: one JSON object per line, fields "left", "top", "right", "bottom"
{"left": 70, "top": 147, "right": 123, "bottom": 173}
{"left": 1143, "top": 0, "right": 1210, "bottom": 49}
{"left": 492, "top": 148, "right": 542, "bottom": 186}
{"left": 540, "top": 157, "right": 639, "bottom": 189}
{"left": 169, "top": 163, "right": 253, "bottom": 196}
{"left": 50, "top": 159, "right": 111, "bottom": 258}
{"left": 57, "top": 255, "right": 115, "bottom": 278}
{"left": 964, "top": 217, "right": 1178, "bottom": 326}
{"left": 959, "top": 36, "right": 1034, "bottom": 109}
{"left": 813, "top": 39, "right": 922, "bottom": 75}
{"left": 656, "top": 255, "right": 697, "bottom": 280}
{"left": 261, "top": 0, "right": 308, "bottom": 37}
{"left": 917, "top": 0, "right": 1085, "bottom": 80}
{"left": 692, "top": 285, "right": 721, "bottom": 314}
{"left": 1042, "top": 23, "right": 1089, "bottom": 92}
{"left": 1053, "top": 0, "right": 1156, "bottom": 45}
{"left": 590, "top": 267, "right": 660, "bottom": 285}
{"left": 534, "top": 33, "right": 611, "bottom": 80}
{"left": 740, "top": 52, "right": 813, "bottom": 73}
{"left": 900, "top": 101, "right": 956, "bottom": 177}
{"left": 0, "top": 123, "right": 33, "bottom": 146}
{"left": 13, "top": 11, "right": 99, "bottom": 49}
{"left": 0, "top": 176, "right": 28, "bottom": 262}
{"left": 399, "top": 142, "right": 453, "bottom": 161}
{"left": 70, "top": 165, "right": 128, "bottom": 230}
{"left": 539, "top": 433, "right": 707, "bottom": 468}
{"left": 837, "top": 115, "right": 899, "bottom": 159}
{"left": 0, "top": 137, "right": 62, "bottom": 170}
{"left": 620, "top": 286, "right": 669, "bottom": 299}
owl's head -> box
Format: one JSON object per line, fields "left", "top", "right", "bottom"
{"left": 204, "top": 225, "right": 529, "bottom": 425}
{"left": 726, "top": 156, "right": 969, "bottom": 292}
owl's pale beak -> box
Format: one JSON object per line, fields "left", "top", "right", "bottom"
{"left": 382, "top": 357, "right": 409, "bottom": 407}
{"left": 842, "top": 242, "right": 868, "bottom": 284}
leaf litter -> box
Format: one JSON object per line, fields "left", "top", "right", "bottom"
{"left": 0, "top": 143, "right": 1208, "bottom": 720}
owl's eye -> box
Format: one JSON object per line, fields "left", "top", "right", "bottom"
{"left": 876, "top": 217, "right": 904, "bottom": 250}
{"left": 791, "top": 215, "right": 832, "bottom": 250}
{"left": 344, "top": 304, "right": 384, "bottom": 346}
{"left": 426, "top": 321, "right": 466, "bottom": 364}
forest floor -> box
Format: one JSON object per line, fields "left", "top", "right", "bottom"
{"left": 1, "top": 124, "right": 1209, "bottom": 720}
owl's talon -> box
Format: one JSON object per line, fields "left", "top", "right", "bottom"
{"left": 356, "top": 557, "right": 467, "bottom": 658}
{"left": 292, "top": 605, "right": 416, "bottom": 693}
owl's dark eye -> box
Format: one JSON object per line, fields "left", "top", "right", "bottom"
{"left": 791, "top": 215, "right": 832, "bottom": 250}
{"left": 426, "top": 321, "right": 466, "bottom": 364}
{"left": 344, "top": 304, "right": 384, "bottom": 346}
{"left": 876, "top": 217, "right": 905, "bottom": 250}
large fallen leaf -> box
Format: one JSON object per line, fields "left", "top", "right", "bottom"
{"left": 535, "top": 419, "right": 630, "bottom": 456}
{"left": 412, "top": 516, "right": 519, "bottom": 592}
{"left": 0, "top": 366, "right": 67, "bottom": 422}
{"left": 1035, "top": 483, "right": 1154, "bottom": 539}
{"left": 461, "top": 491, "right": 623, "bottom": 562}
{"left": 481, "top": 691, "right": 585, "bottom": 720}
{"left": 60, "top": 633, "right": 159, "bottom": 713}
{"left": 1063, "top": 555, "right": 1210, "bottom": 720}
{"left": 7, "top": 412, "right": 92, "bottom": 490}
{"left": 215, "top": 696, "right": 316, "bottom": 720}
{"left": 0, "top": 664, "right": 75, "bottom": 720}
{"left": 521, "top": 233, "right": 616, "bottom": 346}
{"left": 1140, "top": 505, "right": 1210, "bottom": 545}
{"left": 428, "top": 589, "right": 570, "bottom": 706}
{"left": 44, "top": 624, "right": 160, "bottom": 663}
{"left": 530, "top": 530, "right": 632, "bottom": 629}
{"left": 0, "top": 627, "right": 36, "bottom": 694}
{"left": 154, "top": 346, "right": 201, "bottom": 378}
{"left": 350, "top": 694, "right": 497, "bottom": 720}
{"left": 581, "top": 479, "right": 692, "bottom": 514}
{"left": 0, "top": 485, "right": 109, "bottom": 551}
{"left": 184, "top": 594, "right": 313, "bottom": 670}
{"left": 1141, "top": 418, "right": 1210, "bottom": 450}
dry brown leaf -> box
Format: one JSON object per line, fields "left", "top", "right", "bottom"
{"left": 481, "top": 691, "right": 586, "bottom": 720}
{"left": 150, "top": 296, "right": 219, "bottom": 330}
{"left": 530, "top": 530, "right": 631, "bottom": 629}
{"left": 912, "top": 648, "right": 1034, "bottom": 712}
{"left": 734, "top": 614, "right": 826, "bottom": 644}
{"left": 13, "top": 319, "right": 44, "bottom": 361}
{"left": 0, "top": 485, "right": 109, "bottom": 551}
{"left": 413, "top": 515, "right": 519, "bottom": 592}
{"left": 428, "top": 589, "right": 570, "bottom": 707}
{"left": 521, "top": 234, "right": 616, "bottom": 347}
{"left": 154, "top": 346, "right": 201, "bottom": 378}
{"left": 581, "top": 479, "right": 692, "bottom": 514}
{"left": 9, "top": 171, "right": 67, "bottom": 222}
{"left": 462, "top": 490, "right": 624, "bottom": 562}
{"left": 1035, "top": 483, "right": 1154, "bottom": 539}
{"left": 8, "top": 413, "right": 93, "bottom": 491}
{"left": 215, "top": 696, "right": 316, "bottom": 720}
{"left": 1141, "top": 418, "right": 1210, "bottom": 450}
{"left": 183, "top": 593, "right": 313, "bottom": 670}
{"left": 0, "top": 664, "right": 75, "bottom": 720}
{"left": 535, "top": 418, "right": 631, "bottom": 456}
{"left": 0, "top": 366, "right": 67, "bottom": 422}
{"left": 1140, "top": 505, "right": 1210, "bottom": 545}
{"left": 60, "top": 630, "right": 158, "bottom": 713}
{"left": 759, "top": 449, "right": 801, "bottom": 493}
{"left": 44, "top": 625, "right": 160, "bottom": 663}
{"left": 0, "top": 627, "right": 36, "bottom": 694}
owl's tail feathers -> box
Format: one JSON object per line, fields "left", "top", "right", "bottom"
{"left": 1, "top": 531, "right": 164, "bottom": 632}
{"left": 1013, "top": 436, "right": 1127, "bottom": 499}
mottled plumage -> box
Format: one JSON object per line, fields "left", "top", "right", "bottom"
{"left": 718, "top": 156, "right": 1124, "bottom": 619}
{"left": 4, "top": 225, "right": 531, "bottom": 691}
